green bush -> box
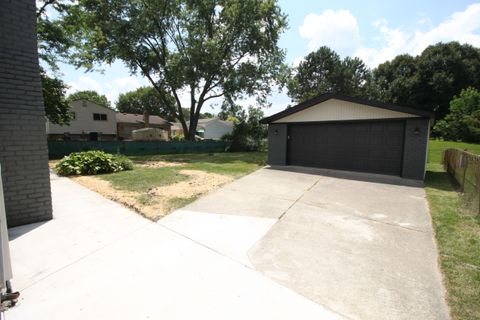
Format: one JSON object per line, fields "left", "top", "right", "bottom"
{"left": 55, "top": 150, "right": 133, "bottom": 176}
{"left": 222, "top": 106, "right": 267, "bottom": 152}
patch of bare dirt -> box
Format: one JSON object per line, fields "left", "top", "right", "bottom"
{"left": 136, "top": 161, "right": 186, "bottom": 168}
{"left": 71, "top": 169, "right": 233, "bottom": 221}
{"left": 148, "top": 170, "right": 233, "bottom": 198}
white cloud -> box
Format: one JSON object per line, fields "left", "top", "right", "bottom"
{"left": 354, "top": 20, "right": 410, "bottom": 67}
{"left": 298, "top": 9, "right": 361, "bottom": 56}
{"left": 292, "top": 56, "right": 304, "bottom": 67}
{"left": 355, "top": 3, "right": 480, "bottom": 67}
{"left": 67, "top": 76, "right": 103, "bottom": 94}
{"left": 67, "top": 75, "right": 144, "bottom": 105}
{"left": 112, "top": 77, "right": 141, "bottom": 89}
{"left": 298, "top": 4, "right": 480, "bottom": 68}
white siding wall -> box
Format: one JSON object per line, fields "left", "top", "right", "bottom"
{"left": 273, "top": 99, "right": 419, "bottom": 123}
{"left": 203, "top": 120, "right": 233, "bottom": 140}
{"left": 47, "top": 100, "right": 117, "bottom": 135}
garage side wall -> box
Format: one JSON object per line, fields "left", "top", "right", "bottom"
{"left": 402, "top": 118, "right": 430, "bottom": 180}
{"left": 267, "top": 124, "right": 288, "bottom": 166}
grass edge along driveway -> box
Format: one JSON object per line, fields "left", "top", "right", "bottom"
{"left": 425, "top": 140, "right": 480, "bottom": 320}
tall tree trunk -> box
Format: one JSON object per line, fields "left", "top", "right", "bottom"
{"left": 186, "top": 116, "right": 197, "bottom": 140}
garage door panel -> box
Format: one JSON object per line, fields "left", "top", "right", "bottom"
{"left": 287, "top": 121, "right": 405, "bottom": 176}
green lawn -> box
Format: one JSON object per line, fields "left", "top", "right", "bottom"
{"left": 130, "top": 151, "right": 267, "bottom": 177}
{"left": 102, "top": 151, "right": 267, "bottom": 191}
{"left": 96, "top": 151, "right": 267, "bottom": 214}
{"left": 426, "top": 140, "right": 480, "bottom": 320}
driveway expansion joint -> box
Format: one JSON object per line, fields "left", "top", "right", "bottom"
{"left": 277, "top": 176, "right": 324, "bottom": 221}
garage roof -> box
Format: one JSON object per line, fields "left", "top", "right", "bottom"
{"left": 260, "top": 93, "right": 435, "bottom": 124}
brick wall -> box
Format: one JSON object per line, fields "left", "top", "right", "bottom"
{"left": 0, "top": 0, "right": 53, "bottom": 227}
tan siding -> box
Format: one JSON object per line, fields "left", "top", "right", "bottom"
{"left": 47, "top": 100, "right": 117, "bottom": 135}
{"left": 273, "top": 99, "right": 419, "bottom": 123}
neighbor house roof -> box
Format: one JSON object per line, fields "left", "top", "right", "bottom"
{"left": 116, "top": 113, "right": 171, "bottom": 126}
{"left": 171, "top": 118, "right": 234, "bottom": 130}
{"left": 260, "top": 93, "right": 435, "bottom": 124}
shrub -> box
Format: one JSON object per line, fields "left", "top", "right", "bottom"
{"left": 55, "top": 150, "right": 133, "bottom": 176}
{"left": 222, "top": 106, "right": 267, "bottom": 152}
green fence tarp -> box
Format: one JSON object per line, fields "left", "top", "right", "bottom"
{"left": 48, "top": 140, "right": 228, "bottom": 159}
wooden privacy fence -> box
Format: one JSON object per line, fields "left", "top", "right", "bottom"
{"left": 48, "top": 140, "right": 229, "bottom": 159}
{"left": 443, "top": 148, "right": 480, "bottom": 215}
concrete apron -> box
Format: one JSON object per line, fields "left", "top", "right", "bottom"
{"left": 6, "top": 174, "right": 341, "bottom": 320}
{"left": 165, "top": 166, "right": 450, "bottom": 320}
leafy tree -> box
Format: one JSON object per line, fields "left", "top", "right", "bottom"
{"left": 176, "top": 108, "right": 214, "bottom": 121}
{"left": 37, "top": 0, "right": 72, "bottom": 71}
{"left": 37, "top": 1, "right": 74, "bottom": 124}
{"left": 200, "top": 112, "right": 215, "bottom": 119}
{"left": 434, "top": 88, "right": 480, "bottom": 142}
{"left": 68, "top": 90, "right": 111, "bottom": 108}
{"left": 223, "top": 106, "right": 267, "bottom": 151}
{"left": 416, "top": 42, "right": 480, "bottom": 118}
{"left": 373, "top": 54, "right": 419, "bottom": 107}
{"left": 287, "top": 47, "right": 373, "bottom": 103}
{"left": 116, "top": 87, "right": 175, "bottom": 120}
{"left": 374, "top": 42, "right": 480, "bottom": 118}
{"left": 218, "top": 97, "right": 243, "bottom": 120}
{"left": 41, "top": 68, "right": 72, "bottom": 125}
{"left": 63, "top": 0, "right": 287, "bottom": 140}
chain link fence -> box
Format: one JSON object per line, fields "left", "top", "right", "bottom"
{"left": 443, "top": 148, "right": 480, "bottom": 215}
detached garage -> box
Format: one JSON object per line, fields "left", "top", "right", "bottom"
{"left": 260, "top": 93, "right": 434, "bottom": 181}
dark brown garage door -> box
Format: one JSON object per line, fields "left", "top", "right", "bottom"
{"left": 287, "top": 121, "right": 405, "bottom": 175}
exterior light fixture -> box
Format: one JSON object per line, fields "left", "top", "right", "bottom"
{"left": 274, "top": 129, "right": 279, "bottom": 135}
{"left": 413, "top": 127, "right": 420, "bottom": 135}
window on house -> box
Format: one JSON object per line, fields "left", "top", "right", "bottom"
{"left": 93, "top": 113, "right": 107, "bottom": 121}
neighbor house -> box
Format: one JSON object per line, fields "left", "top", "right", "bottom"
{"left": 116, "top": 113, "right": 172, "bottom": 140}
{"left": 46, "top": 99, "right": 117, "bottom": 141}
{"left": 171, "top": 118, "right": 234, "bottom": 140}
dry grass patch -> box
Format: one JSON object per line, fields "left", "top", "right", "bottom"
{"left": 136, "top": 161, "right": 186, "bottom": 168}
{"left": 72, "top": 169, "right": 232, "bottom": 221}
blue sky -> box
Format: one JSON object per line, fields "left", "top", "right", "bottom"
{"left": 57, "top": 1, "right": 480, "bottom": 115}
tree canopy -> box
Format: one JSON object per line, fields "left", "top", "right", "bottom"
{"left": 63, "top": 0, "right": 287, "bottom": 140}
{"left": 37, "top": 0, "right": 72, "bottom": 71}
{"left": 41, "top": 69, "right": 71, "bottom": 125}
{"left": 37, "top": 1, "right": 74, "bottom": 125}
{"left": 434, "top": 88, "right": 480, "bottom": 142}
{"left": 68, "top": 90, "right": 111, "bottom": 108}
{"left": 116, "top": 87, "right": 174, "bottom": 120}
{"left": 287, "top": 46, "right": 373, "bottom": 103}
{"left": 373, "top": 42, "right": 480, "bottom": 118}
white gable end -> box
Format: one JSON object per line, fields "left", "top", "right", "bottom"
{"left": 273, "top": 99, "right": 419, "bottom": 123}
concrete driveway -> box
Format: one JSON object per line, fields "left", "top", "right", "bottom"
{"left": 7, "top": 167, "right": 449, "bottom": 320}
{"left": 164, "top": 166, "right": 450, "bottom": 320}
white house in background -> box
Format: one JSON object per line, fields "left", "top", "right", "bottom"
{"left": 46, "top": 99, "right": 117, "bottom": 141}
{"left": 171, "top": 118, "right": 234, "bottom": 140}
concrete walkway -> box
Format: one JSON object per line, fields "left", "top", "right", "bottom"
{"left": 6, "top": 174, "right": 341, "bottom": 320}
